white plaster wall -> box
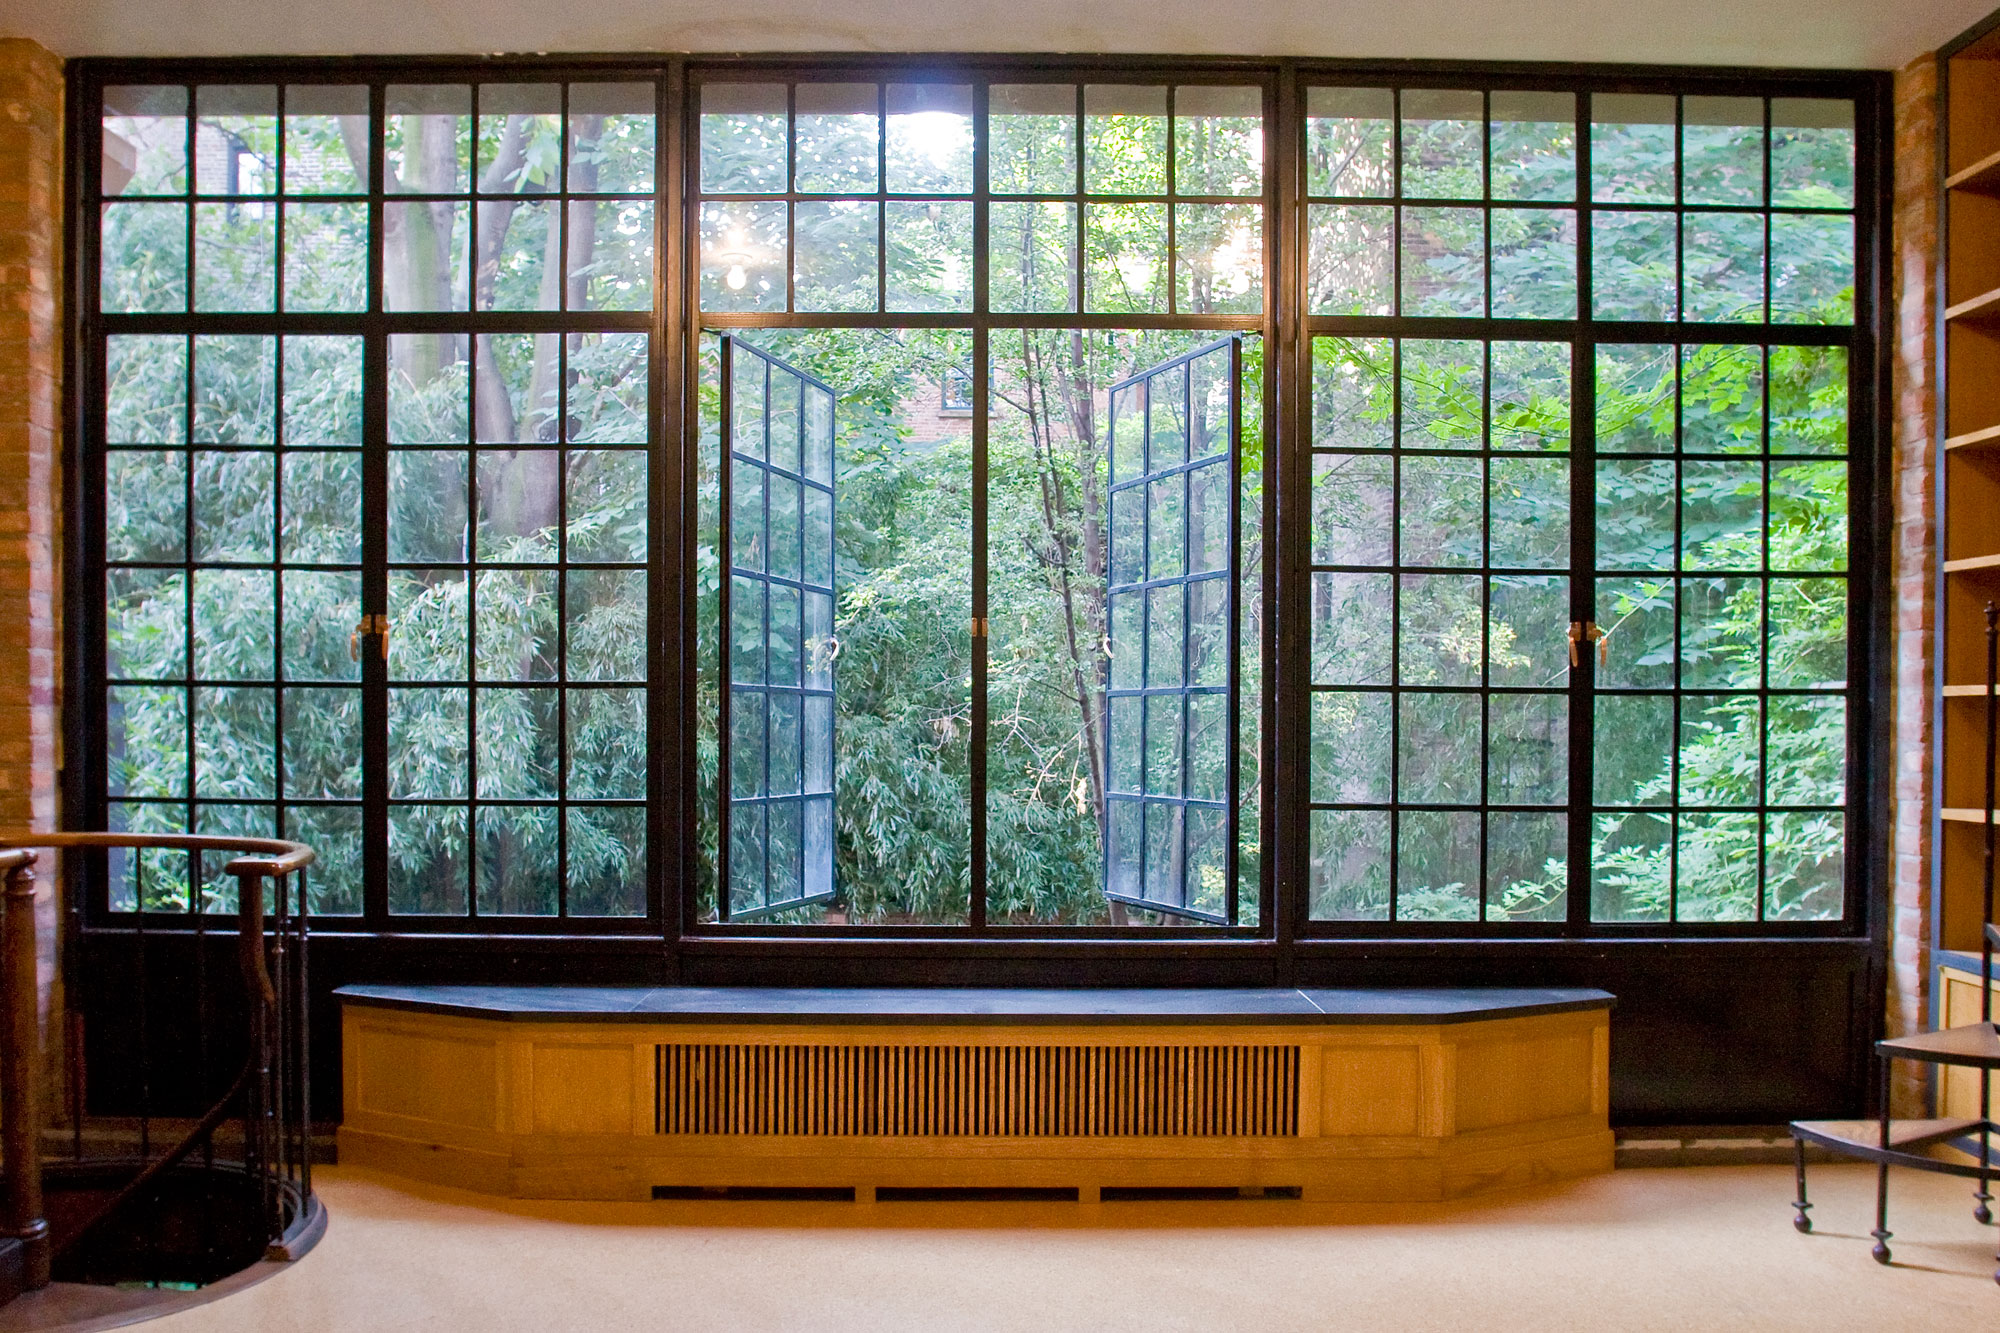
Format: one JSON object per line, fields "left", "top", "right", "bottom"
{"left": 1, "top": 0, "right": 1992, "bottom": 69}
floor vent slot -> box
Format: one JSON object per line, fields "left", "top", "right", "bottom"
{"left": 651, "top": 1185, "right": 857, "bottom": 1202}
{"left": 654, "top": 1042, "right": 1301, "bottom": 1138}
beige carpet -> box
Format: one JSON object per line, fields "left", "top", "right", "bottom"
{"left": 36, "top": 1162, "right": 2000, "bottom": 1330}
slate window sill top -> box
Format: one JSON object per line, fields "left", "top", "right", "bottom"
{"left": 333, "top": 985, "right": 1615, "bottom": 1025}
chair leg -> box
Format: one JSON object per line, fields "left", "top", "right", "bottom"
{"left": 1791, "top": 1136, "right": 1812, "bottom": 1234}
{"left": 1871, "top": 1056, "right": 1893, "bottom": 1265}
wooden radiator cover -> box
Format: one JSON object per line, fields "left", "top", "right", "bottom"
{"left": 336, "top": 987, "right": 1613, "bottom": 1204}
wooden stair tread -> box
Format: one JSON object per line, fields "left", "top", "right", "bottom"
{"left": 1942, "top": 808, "right": 1998, "bottom": 824}
{"left": 1794, "top": 1117, "right": 1985, "bottom": 1149}
{"left": 1947, "top": 286, "right": 2000, "bottom": 324}
{"left": 1879, "top": 1022, "right": 2000, "bottom": 1067}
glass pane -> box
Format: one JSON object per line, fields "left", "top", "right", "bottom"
{"left": 477, "top": 806, "right": 558, "bottom": 915}
{"left": 1084, "top": 85, "right": 1167, "bottom": 194}
{"left": 1679, "top": 693, "right": 1760, "bottom": 807}
{"left": 1597, "top": 458, "right": 1676, "bottom": 571}
{"left": 387, "top": 335, "right": 470, "bottom": 446}
{"left": 1398, "top": 692, "right": 1482, "bottom": 804}
{"left": 1681, "top": 460, "right": 1763, "bottom": 570}
{"left": 1309, "top": 809, "right": 1391, "bottom": 920}
{"left": 107, "top": 334, "right": 187, "bottom": 444}
{"left": 701, "top": 83, "right": 786, "bottom": 193}
{"left": 1489, "top": 341, "right": 1570, "bottom": 451}
{"left": 794, "top": 83, "right": 878, "bottom": 195}
{"left": 569, "top": 82, "right": 657, "bottom": 194}
{"left": 1680, "top": 576, "right": 1761, "bottom": 689}
{"left": 1681, "top": 344, "right": 1763, "bottom": 453}
{"left": 194, "top": 335, "right": 276, "bottom": 443}
{"left": 475, "top": 199, "right": 556, "bottom": 311}
{"left": 1174, "top": 203, "right": 1261, "bottom": 314}
{"left": 1592, "top": 693, "right": 1672, "bottom": 806}
{"left": 568, "top": 687, "right": 647, "bottom": 799}
{"left": 1398, "top": 809, "right": 1481, "bottom": 920}
{"left": 475, "top": 569, "right": 557, "bottom": 681}
{"left": 1771, "top": 99, "right": 1854, "bottom": 208}
{"left": 1305, "top": 87, "right": 1392, "bottom": 198}
{"left": 989, "top": 84, "right": 1076, "bottom": 194}
{"left": 566, "top": 451, "right": 648, "bottom": 563}
{"left": 568, "top": 805, "right": 646, "bottom": 916}
{"left": 106, "top": 452, "right": 186, "bottom": 563}
{"left": 1399, "top": 573, "right": 1483, "bottom": 686}
{"left": 388, "top": 571, "right": 467, "bottom": 681}
{"left": 1596, "top": 577, "right": 1675, "bottom": 689}
{"left": 886, "top": 84, "right": 972, "bottom": 193}
{"left": 1401, "top": 206, "right": 1484, "bottom": 316}
{"left": 282, "top": 570, "right": 361, "bottom": 680}
{"left": 1489, "top": 693, "right": 1566, "bottom": 804}
{"left": 1488, "top": 575, "right": 1569, "bottom": 688}
{"left": 1400, "top": 89, "right": 1482, "bottom": 200}
{"left": 476, "top": 84, "right": 561, "bottom": 194}
{"left": 1682, "top": 213, "right": 1765, "bottom": 323}
{"left": 194, "top": 685, "right": 275, "bottom": 797}
{"left": 193, "top": 450, "right": 274, "bottom": 561}
{"left": 1401, "top": 454, "right": 1484, "bottom": 568}
{"left": 1592, "top": 809, "right": 1669, "bottom": 922}
{"left": 1489, "top": 208, "right": 1576, "bottom": 319}
{"left": 1312, "top": 453, "right": 1393, "bottom": 566}
{"left": 1768, "top": 579, "right": 1847, "bottom": 687}
{"left": 1675, "top": 812, "right": 1758, "bottom": 921}
{"left": 192, "top": 570, "right": 274, "bottom": 677}
{"left": 108, "top": 685, "right": 185, "bottom": 798}
{"left": 287, "top": 804, "right": 362, "bottom": 914}
{"left": 386, "top": 85, "right": 469, "bottom": 193}
{"left": 382, "top": 201, "right": 468, "bottom": 310}
{"left": 700, "top": 200, "right": 786, "bottom": 312}
{"left": 1682, "top": 96, "right": 1764, "bottom": 206}
{"left": 1595, "top": 345, "right": 1676, "bottom": 453}
{"left": 1174, "top": 85, "right": 1261, "bottom": 196}
{"left": 1312, "top": 572, "right": 1391, "bottom": 685}
{"left": 1590, "top": 94, "right": 1676, "bottom": 204}
{"left": 1307, "top": 205, "right": 1394, "bottom": 315}
{"left": 1766, "top": 810, "right": 1843, "bottom": 919}
{"left": 1400, "top": 340, "right": 1482, "bottom": 450}
{"left": 1768, "top": 346, "right": 1847, "bottom": 455}
{"left": 1312, "top": 336, "right": 1393, "bottom": 450}
{"left": 283, "top": 85, "right": 368, "bottom": 195}
{"left": 1084, "top": 203, "right": 1168, "bottom": 314}
{"left": 886, "top": 201, "right": 973, "bottom": 312}
{"left": 1593, "top": 211, "right": 1677, "bottom": 321}
{"left": 1488, "top": 456, "right": 1568, "bottom": 568}
{"left": 1770, "top": 214, "right": 1854, "bottom": 325}
{"left": 388, "top": 803, "right": 467, "bottom": 914}
{"left": 102, "top": 202, "right": 188, "bottom": 313}
{"left": 794, "top": 200, "right": 879, "bottom": 313}
{"left": 1490, "top": 91, "right": 1575, "bottom": 202}
{"left": 104, "top": 85, "right": 188, "bottom": 196}
{"left": 283, "top": 201, "right": 368, "bottom": 311}
{"left": 988, "top": 201, "right": 1077, "bottom": 313}
{"left": 287, "top": 331, "right": 365, "bottom": 443}
{"left": 1488, "top": 812, "right": 1566, "bottom": 921}
{"left": 1311, "top": 690, "right": 1391, "bottom": 803}
{"left": 572, "top": 199, "right": 654, "bottom": 311}
{"left": 282, "top": 686, "right": 360, "bottom": 798}
{"left": 475, "top": 332, "right": 561, "bottom": 447}
{"left": 476, "top": 687, "right": 558, "bottom": 798}
{"left": 108, "top": 570, "right": 186, "bottom": 680}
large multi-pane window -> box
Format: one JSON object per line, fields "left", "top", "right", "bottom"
{"left": 94, "top": 75, "right": 661, "bottom": 927}
{"left": 1303, "top": 82, "right": 1859, "bottom": 928}
{"left": 78, "top": 60, "right": 1875, "bottom": 944}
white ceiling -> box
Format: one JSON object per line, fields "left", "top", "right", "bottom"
{"left": 1, "top": 0, "right": 1990, "bottom": 69}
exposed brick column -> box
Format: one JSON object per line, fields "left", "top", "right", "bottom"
{"left": 1888, "top": 54, "right": 1938, "bottom": 1116}
{"left": 0, "top": 38, "right": 64, "bottom": 1103}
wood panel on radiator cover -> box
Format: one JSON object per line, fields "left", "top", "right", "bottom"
{"left": 335, "top": 987, "right": 1614, "bottom": 1203}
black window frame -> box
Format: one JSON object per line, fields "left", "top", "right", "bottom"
{"left": 62, "top": 54, "right": 1892, "bottom": 979}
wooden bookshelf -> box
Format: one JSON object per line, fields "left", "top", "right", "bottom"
{"left": 1939, "top": 21, "right": 2000, "bottom": 967}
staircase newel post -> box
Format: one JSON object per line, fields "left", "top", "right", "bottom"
{"left": 1, "top": 853, "right": 49, "bottom": 1289}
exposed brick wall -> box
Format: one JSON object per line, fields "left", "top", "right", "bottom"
{"left": 0, "top": 38, "right": 64, "bottom": 1099}
{"left": 1888, "top": 53, "right": 1938, "bottom": 1115}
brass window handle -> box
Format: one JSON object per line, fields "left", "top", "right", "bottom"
{"left": 348, "top": 614, "right": 391, "bottom": 662}
{"left": 1567, "top": 621, "right": 1607, "bottom": 668}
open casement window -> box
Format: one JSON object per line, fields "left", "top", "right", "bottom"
{"left": 720, "top": 336, "right": 839, "bottom": 920}
{"left": 1103, "top": 337, "right": 1241, "bottom": 923}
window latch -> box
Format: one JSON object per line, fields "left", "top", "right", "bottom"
{"left": 1567, "top": 621, "right": 1607, "bottom": 668}
{"left": 349, "top": 613, "right": 391, "bottom": 662}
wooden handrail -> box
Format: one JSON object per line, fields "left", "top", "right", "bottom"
{"left": 0, "top": 833, "right": 313, "bottom": 880}
{"left": 0, "top": 851, "right": 47, "bottom": 1289}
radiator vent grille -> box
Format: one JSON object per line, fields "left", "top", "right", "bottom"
{"left": 654, "top": 1043, "right": 1300, "bottom": 1138}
